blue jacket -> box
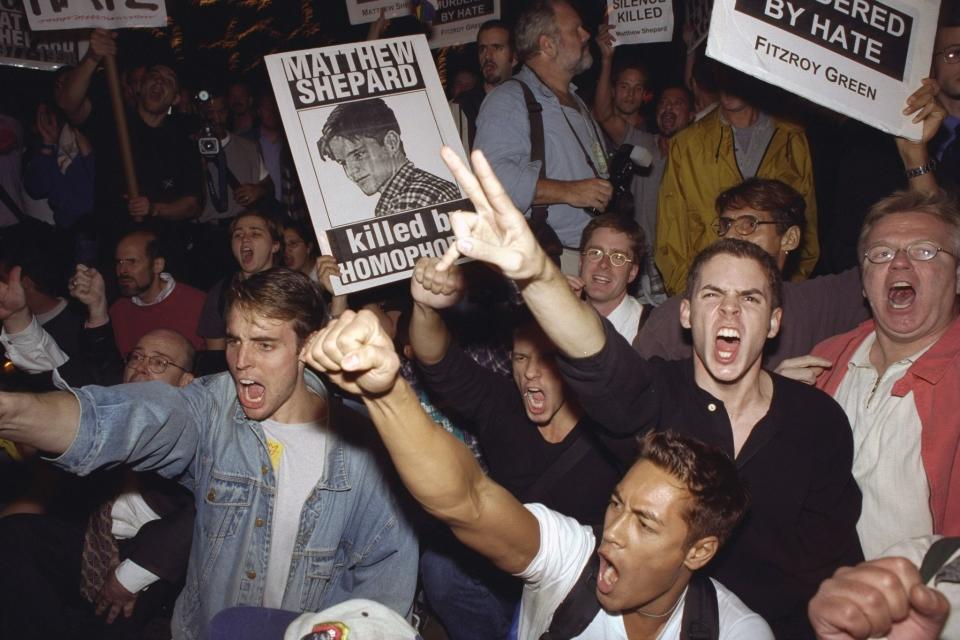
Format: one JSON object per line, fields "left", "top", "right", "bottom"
{"left": 54, "top": 371, "right": 418, "bottom": 640}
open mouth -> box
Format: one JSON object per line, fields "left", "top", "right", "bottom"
{"left": 597, "top": 551, "right": 619, "bottom": 595}
{"left": 523, "top": 387, "right": 546, "bottom": 415}
{"left": 240, "top": 246, "right": 255, "bottom": 264}
{"left": 237, "top": 378, "right": 266, "bottom": 410}
{"left": 888, "top": 282, "right": 916, "bottom": 310}
{"left": 715, "top": 327, "right": 741, "bottom": 364}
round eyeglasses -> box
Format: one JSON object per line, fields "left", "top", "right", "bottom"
{"left": 863, "top": 241, "right": 956, "bottom": 264}
{"left": 124, "top": 351, "right": 189, "bottom": 375}
{"left": 935, "top": 44, "right": 960, "bottom": 65}
{"left": 713, "top": 215, "right": 780, "bottom": 237}
{"left": 581, "top": 248, "right": 633, "bottom": 267}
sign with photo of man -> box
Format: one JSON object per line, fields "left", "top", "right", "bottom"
{"left": 706, "top": 0, "right": 939, "bottom": 139}
{"left": 265, "top": 35, "right": 470, "bottom": 294}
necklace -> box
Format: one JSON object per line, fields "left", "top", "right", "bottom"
{"left": 636, "top": 586, "right": 687, "bottom": 619}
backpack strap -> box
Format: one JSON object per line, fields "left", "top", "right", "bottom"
{"left": 540, "top": 524, "right": 603, "bottom": 640}
{"left": 509, "top": 77, "right": 563, "bottom": 260}
{"left": 680, "top": 573, "right": 720, "bottom": 640}
{"left": 920, "top": 537, "right": 960, "bottom": 584}
{"left": 520, "top": 435, "right": 593, "bottom": 505}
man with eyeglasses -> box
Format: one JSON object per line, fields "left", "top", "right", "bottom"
{"left": 0, "top": 328, "right": 196, "bottom": 639}
{"left": 800, "top": 190, "right": 960, "bottom": 559}
{"left": 636, "top": 178, "right": 871, "bottom": 369}
{"left": 566, "top": 214, "right": 652, "bottom": 343}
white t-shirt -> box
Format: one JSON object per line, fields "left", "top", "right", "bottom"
{"left": 261, "top": 418, "right": 328, "bottom": 608}
{"left": 516, "top": 504, "right": 773, "bottom": 640}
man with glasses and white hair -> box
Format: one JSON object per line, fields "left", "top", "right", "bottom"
{"left": 802, "top": 190, "right": 960, "bottom": 559}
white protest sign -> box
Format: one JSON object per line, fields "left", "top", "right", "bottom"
{"left": 0, "top": 0, "right": 85, "bottom": 70}
{"left": 706, "top": 0, "right": 939, "bottom": 141}
{"left": 23, "top": 0, "right": 167, "bottom": 32}
{"left": 608, "top": 0, "right": 674, "bottom": 45}
{"left": 428, "top": 0, "right": 499, "bottom": 49}
{"left": 266, "top": 35, "right": 471, "bottom": 295}
{"left": 346, "top": 0, "right": 411, "bottom": 26}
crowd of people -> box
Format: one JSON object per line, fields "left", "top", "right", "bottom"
{"left": 0, "top": 1, "right": 958, "bottom": 639}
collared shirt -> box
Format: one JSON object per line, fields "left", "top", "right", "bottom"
{"left": 132, "top": 272, "right": 176, "bottom": 307}
{"left": 834, "top": 332, "right": 934, "bottom": 559}
{"left": 475, "top": 65, "right": 609, "bottom": 248}
{"left": 605, "top": 294, "right": 645, "bottom": 344}
{"left": 374, "top": 160, "right": 460, "bottom": 218}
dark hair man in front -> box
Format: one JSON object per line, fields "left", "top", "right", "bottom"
{"left": 318, "top": 97, "right": 460, "bottom": 218}
{"left": 304, "top": 314, "right": 772, "bottom": 638}
{"left": 0, "top": 268, "right": 417, "bottom": 640}
{"left": 433, "top": 147, "right": 862, "bottom": 637}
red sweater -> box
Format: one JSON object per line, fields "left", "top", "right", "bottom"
{"left": 812, "top": 317, "right": 960, "bottom": 536}
{"left": 110, "top": 282, "right": 206, "bottom": 355}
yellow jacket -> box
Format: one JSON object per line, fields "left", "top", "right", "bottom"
{"left": 655, "top": 109, "right": 818, "bottom": 295}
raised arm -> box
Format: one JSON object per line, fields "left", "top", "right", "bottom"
{"left": 898, "top": 78, "right": 946, "bottom": 196}
{"left": 0, "top": 391, "right": 80, "bottom": 455}
{"left": 56, "top": 29, "right": 116, "bottom": 125}
{"left": 437, "top": 147, "right": 606, "bottom": 359}
{"left": 409, "top": 257, "right": 464, "bottom": 365}
{"left": 592, "top": 23, "right": 627, "bottom": 144}
{"left": 304, "top": 310, "right": 539, "bottom": 574}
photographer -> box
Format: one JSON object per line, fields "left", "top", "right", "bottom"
{"left": 196, "top": 90, "right": 273, "bottom": 226}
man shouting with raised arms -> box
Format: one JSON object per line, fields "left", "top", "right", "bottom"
{"left": 426, "top": 147, "right": 862, "bottom": 637}
{"left": 305, "top": 308, "right": 771, "bottom": 639}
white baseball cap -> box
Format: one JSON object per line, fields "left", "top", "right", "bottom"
{"left": 283, "top": 599, "right": 422, "bottom": 640}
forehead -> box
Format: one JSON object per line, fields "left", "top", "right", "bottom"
{"left": 619, "top": 461, "right": 692, "bottom": 517}
{"left": 148, "top": 65, "right": 177, "bottom": 84}
{"left": 478, "top": 27, "right": 511, "bottom": 46}
{"left": 329, "top": 135, "right": 380, "bottom": 157}
{"left": 134, "top": 332, "right": 187, "bottom": 361}
{"left": 511, "top": 326, "right": 551, "bottom": 353}
{"left": 697, "top": 253, "right": 770, "bottom": 293}
{"left": 226, "top": 306, "right": 295, "bottom": 340}
{"left": 720, "top": 205, "right": 773, "bottom": 220}
{"left": 865, "top": 211, "right": 952, "bottom": 245}
{"left": 615, "top": 68, "right": 646, "bottom": 85}
{"left": 936, "top": 26, "right": 960, "bottom": 49}
{"left": 117, "top": 235, "right": 148, "bottom": 257}
{"left": 553, "top": 1, "right": 580, "bottom": 28}
{"left": 233, "top": 216, "right": 270, "bottom": 233}
{"left": 659, "top": 88, "right": 689, "bottom": 106}
{"left": 586, "top": 226, "right": 633, "bottom": 251}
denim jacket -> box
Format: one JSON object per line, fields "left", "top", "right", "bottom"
{"left": 54, "top": 371, "right": 418, "bottom": 640}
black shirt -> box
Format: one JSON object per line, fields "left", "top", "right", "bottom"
{"left": 418, "top": 343, "right": 624, "bottom": 525}
{"left": 558, "top": 321, "right": 863, "bottom": 639}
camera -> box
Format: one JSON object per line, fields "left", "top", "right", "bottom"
{"left": 198, "top": 123, "right": 220, "bottom": 157}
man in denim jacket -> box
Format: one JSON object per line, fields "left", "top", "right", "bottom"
{"left": 0, "top": 269, "right": 418, "bottom": 640}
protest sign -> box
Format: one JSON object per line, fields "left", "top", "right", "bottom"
{"left": 706, "top": 0, "right": 939, "bottom": 140}
{"left": 266, "top": 35, "right": 471, "bottom": 295}
{"left": 428, "top": 0, "right": 499, "bottom": 49}
{"left": 608, "top": 0, "right": 674, "bottom": 45}
{"left": 23, "top": 0, "right": 167, "bottom": 31}
{"left": 346, "top": 0, "right": 411, "bottom": 26}
{"left": 0, "top": 0, "right": 84, "bottom": 70}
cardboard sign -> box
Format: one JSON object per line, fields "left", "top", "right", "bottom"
{"left": 0, "top": 0, "right": 84, "bottom": 70}
{"left": 266, "top": 35, "right": 471, "bottom": 295}
{"left": 346, "top": 0, "right": 411, "bottom": 26}
{"left": 706, "top": 0, "right": 940, "bottom": 140}
{"left": 23, "top": 0, "right": 167, "bottom": 32}
{"left": 608, "top": 0, "right": 675, "bottom": 45}
{"left": 428, "top": 0, "right": 499, "bottom": 49}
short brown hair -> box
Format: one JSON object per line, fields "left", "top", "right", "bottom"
{"left": 579, "top": 214, "right": 645, "bottom": 262}
{"left": 225, "top": 268, "right": 327, "bottom": 345}
{"left": 715, "top": 178, "right": 806, "bottom": 234}
{"left": 684, "top": 238, "right": 783, "bottom": 309}
{"left": 858, "top": 189, "right": 960, "bottom": 260}
{"left": 636, "top": 431, "right": 748, "bottom": 546}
